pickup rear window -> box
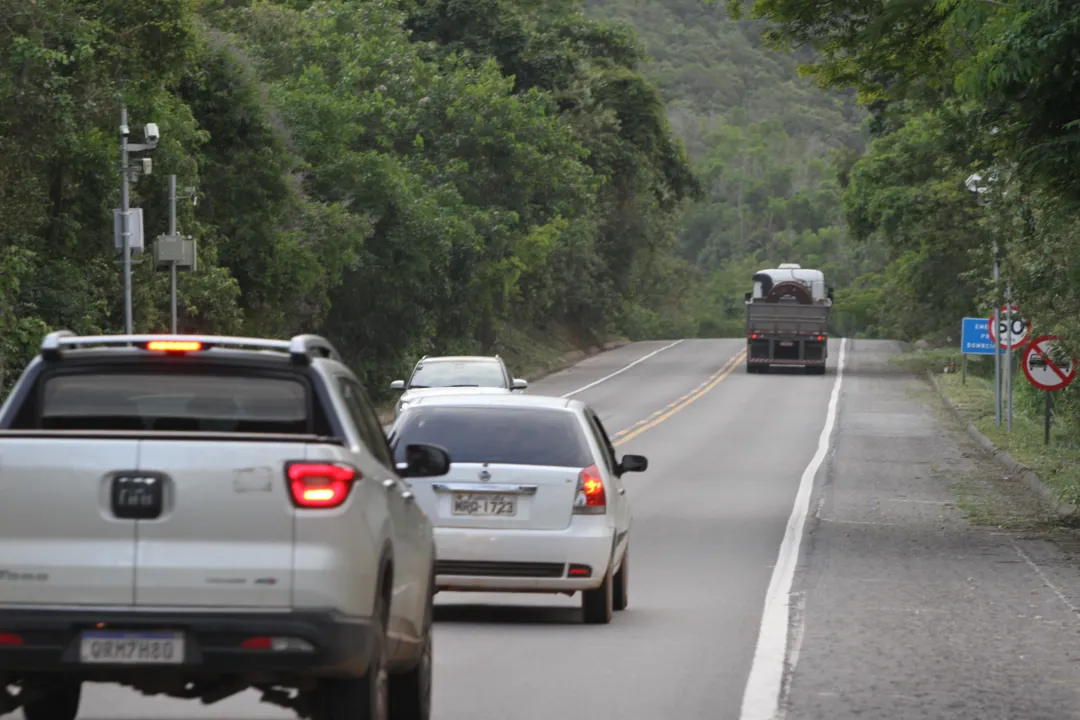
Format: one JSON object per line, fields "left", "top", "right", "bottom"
{"left": 37, "top": 371, "right": 312, "bottom": 433}
{"left": 391, "top": 406, "right": 592, "bottom": 467}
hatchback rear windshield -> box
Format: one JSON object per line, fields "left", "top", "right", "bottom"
{"left": 392, "top": 406, "right": 592, "bottom": 467}
{"left": 38, "top": 371, "right": 311, "bottom": 433}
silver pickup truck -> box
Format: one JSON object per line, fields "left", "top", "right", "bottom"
{"left": 0, "top": 332, "right": 451, "bottom": 720}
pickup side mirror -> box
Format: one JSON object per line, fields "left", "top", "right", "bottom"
{"left": 827, "top": 287, "right": 834, "bottom": 302}
{"left": 744, "top": 291, "right": 752, "bottom": 302}
{"left": 512, "top": 378, "right": 528, "bottom": 391}
{"left": 398, "top": 443, "right": 451, "bottom": 478}
{"left": 618, "top": 454, "right": 648, "bottom": 475}
{"left": 390, "top": 379, "right": 406, "bottom": 391}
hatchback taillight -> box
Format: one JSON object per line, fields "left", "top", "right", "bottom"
{"left": 573, "top": 464, "right": 606, "bottom": 515}
{"left": 286, "top": 462, "right": 359, "bottom": 509}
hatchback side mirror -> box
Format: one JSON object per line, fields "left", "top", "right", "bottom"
{"left": 399, "top": 443, "right": 451, "bottom": 478}
{"left": 512, "top": 378, "right": 528, "bottom": 391}
{"left": 618, "top": 454, "right": 648, "bottom": 475}
{"left": 390, "top": 379, "right": 405, "bottom": 391}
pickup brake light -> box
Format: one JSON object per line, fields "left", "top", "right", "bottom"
{"left": 286, "top": 462, "right": 360, "bottom": 509}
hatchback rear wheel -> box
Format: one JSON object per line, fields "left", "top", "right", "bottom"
{"left": 613, "top": 548, "right": 629, "bottom": 612}
{"left": 582, "top": 566, "right": 613, "bottom": 624}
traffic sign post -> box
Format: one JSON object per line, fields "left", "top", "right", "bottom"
{"left": 988, "top": 304, "right": 1030, "bottom": 434}
{"left": 960, "top": 317, "right": 995, "bottom": 386}
{"left": 1021, "top": 335, "right": 1078, "bottom": 445}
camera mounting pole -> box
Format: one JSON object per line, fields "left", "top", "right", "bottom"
{"left": 117, "top": 106, "right": 160, "bottom": 334}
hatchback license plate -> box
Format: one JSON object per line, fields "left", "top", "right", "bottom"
{"left": 452, "top": 493, "right": 517, "bottom": 517}
{"left": 80, "top": 631, "right": 184, "bottom": 665}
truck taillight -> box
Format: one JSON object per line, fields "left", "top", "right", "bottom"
{"left": 286, "top": 462, "right": 359, "bottom": 509}
{"left": 573, "top": 464, "right": 606, "bottom": 515}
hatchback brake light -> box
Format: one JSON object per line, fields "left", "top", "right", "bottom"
{"left": 573, "top": 464, "right": 606, "bottom": 515}
{"left": 286, "top": 463, "right": 359, "bottom": 509}
{"left": 0, "top": 633, "right": 22, "bottom": 646}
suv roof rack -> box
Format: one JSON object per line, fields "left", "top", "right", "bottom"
{"left": 39, "top": 331, "right": 342, "bottom": 366}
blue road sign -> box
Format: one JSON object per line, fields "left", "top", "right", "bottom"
{"left": 961, "top": 317, "right": 995, "bottom": 355}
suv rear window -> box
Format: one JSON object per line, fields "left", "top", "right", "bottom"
{"left": 409, "top": 361, "right": 506, "bottom": 389}
{"left": 39, "top": 371, "right": 311, "bottom": 433}
{"left": 391, "top": 406, "right": 591, "bottom": 467}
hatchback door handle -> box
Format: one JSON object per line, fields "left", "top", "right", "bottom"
{"left": 401, "top": 491, "right": 414, "bottom": 503}
{"left": 381, "top": 479, "right": 395, "bottom": 489}
{"left": 618, "top": 488, "right": 626, "bottom": 495}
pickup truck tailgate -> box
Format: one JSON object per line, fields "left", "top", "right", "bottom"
{"left": 135, "top": 440, "right": 306, "bottom": 608}
{"left": 0, "top": 439, "right": 138, "bottom": 606}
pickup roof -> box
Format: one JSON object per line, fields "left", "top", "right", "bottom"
{"left": 0, "top": 332, "right": 451, "bottom": 720}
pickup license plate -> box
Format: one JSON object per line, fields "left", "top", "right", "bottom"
{"left": 80, "top": 631, "right": 184, "bottom": 665}
{"left": 452, "top": 493, "right": 517, "bottom": 517}
{"left": 779, "top": 341, "right": 794, "bottom": 347}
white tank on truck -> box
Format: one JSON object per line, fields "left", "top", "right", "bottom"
{"left": 744, "top": 263, "right": 833, "bottom": 375}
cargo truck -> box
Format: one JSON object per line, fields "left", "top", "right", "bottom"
{"left": 744, "top": 264, "right": 833, "bottom": 375}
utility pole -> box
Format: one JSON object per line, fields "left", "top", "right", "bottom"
{"left": 120, "top": 108, "right": 133, "bottom": 334}
{"left": 168, "top": 175, "right": 178, "bottom": 334}
{"left": 993, "top": 241, "right": 1001, "bottom": 427}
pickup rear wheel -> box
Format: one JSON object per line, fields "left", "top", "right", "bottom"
{"left": 311, "top": 590, "right": 389, "bottom": 720}
{"left": 22, "top": 680, "right": 81, "bottom": 720}
{"left": 388, "top": 572, "right": 433, "bottom": 720}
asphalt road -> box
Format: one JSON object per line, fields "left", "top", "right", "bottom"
{"left": 75, "top": 337, "right": 841, "bottom": 720}
{"left": 69, "top": 338, "right": 1080, "bottom": 720}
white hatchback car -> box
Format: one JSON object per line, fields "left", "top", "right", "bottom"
{"left": 386, "top": 394, "right": 647, "bottom": 624}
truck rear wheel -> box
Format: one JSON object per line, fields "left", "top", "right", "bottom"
{"left": 22, "top": 680, "right": 81, "bottom": 720}
{"left": 807, "top": 365, "right": 826, "bottom": 375}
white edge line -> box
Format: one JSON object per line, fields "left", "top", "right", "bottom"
{"left": 559, "top": 339, "right": 685, "bottom": 398}
{"left": 738, "top": 338, "right": 848, "bottom": 720}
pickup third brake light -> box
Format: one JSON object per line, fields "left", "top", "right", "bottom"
{"left": 286, "top": 463, "right": 360, "bottom": 509}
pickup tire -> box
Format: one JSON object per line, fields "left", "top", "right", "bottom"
{"left": 22, "top": 681, "right": 81, "bottom": 720}
{"left": 807, "top": 365, "right": 826, "bottom": 376}
{"left": 388, "top": 571, "right": 433, "bottom": 720}
{"left": 311, "top": 589, "right": 389, "bottom": 720}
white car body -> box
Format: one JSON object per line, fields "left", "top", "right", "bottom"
{"left": 387, "top": 394, "right": 646, "bottom": 623}
{"left": 394, "top": 386, "right": 511, "bottom": 420}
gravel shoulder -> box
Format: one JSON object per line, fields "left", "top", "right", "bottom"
{"left": 783, "top": 339, "right": 1080, "bottom": 720}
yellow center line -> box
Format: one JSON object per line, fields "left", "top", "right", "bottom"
{"left": 612, "top": 348, "right": 747, "bottom": 447}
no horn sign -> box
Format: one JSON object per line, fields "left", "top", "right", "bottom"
{"left": 1022, "top": 335, "right": 1077, "bottom": 392}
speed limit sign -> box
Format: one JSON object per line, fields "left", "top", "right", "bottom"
{"left": 988, "top": 304, "right": 1031, "bottom": 350}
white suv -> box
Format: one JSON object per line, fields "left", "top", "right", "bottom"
{"left": 389, "top": 356, "right": 528, "bottom": 419}
{"left": 0, "top": 332, "right": 451, "bottom": 720}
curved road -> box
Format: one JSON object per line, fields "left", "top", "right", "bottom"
{"left": 72, "top": 338, "right": 1080, "bottom": 720}
{"left": 75, "top": 338, "right": 842, "bottom": 720}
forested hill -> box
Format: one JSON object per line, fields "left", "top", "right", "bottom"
{"left": 0, "top": 0, "right": 703, "bottom": 395}
{"left": 582, "top": 0, "right": 880, "bottom": 337}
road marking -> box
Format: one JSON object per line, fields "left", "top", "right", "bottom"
{"left": 560, "top": 339, "right": 684, "bottom": 398}
{"left": 738, "top": 338, "right": 848, "bottom": 720}
{"left": 612, "top": 348, "right": 747, "bottom": 447}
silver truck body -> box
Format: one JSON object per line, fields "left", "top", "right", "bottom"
{"left": 0, "top": 332, "right": 449, "bottom": 720}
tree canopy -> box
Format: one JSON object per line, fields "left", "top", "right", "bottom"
{"left": 0, "top": 0, "right": 700, "bottom": 392}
